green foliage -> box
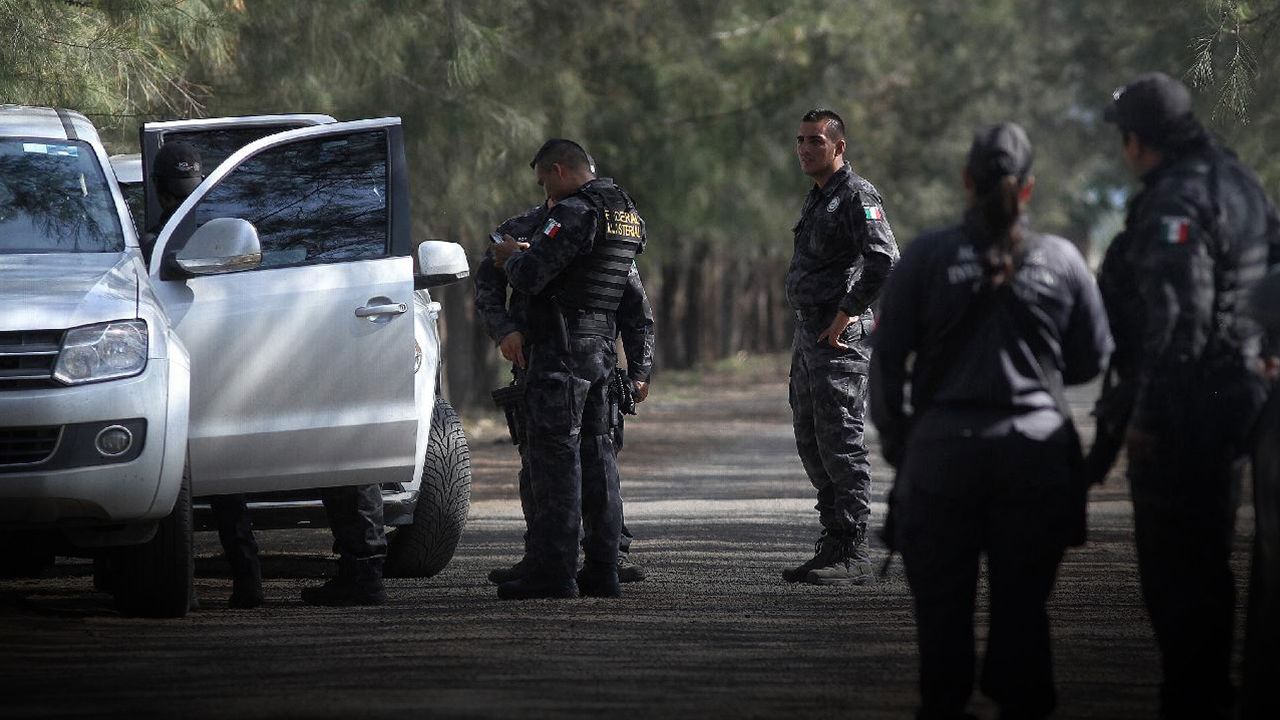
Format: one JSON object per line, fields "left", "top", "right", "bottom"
{"left": 0, "top": 0, "right": 233, "bottom": 131}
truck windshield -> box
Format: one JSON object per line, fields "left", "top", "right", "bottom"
{"left": 0, "top": 139, "right": 124, "bottom": 253}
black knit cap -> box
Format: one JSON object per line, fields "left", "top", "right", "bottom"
{"left": 1103, "top": 72, "right": 1194, "bottom": 142}
{"left": 152, "top": 141, "right": 203, "bottom": 196}
{"left": 966, "top": 122, "right": 1033, "bottom": 193}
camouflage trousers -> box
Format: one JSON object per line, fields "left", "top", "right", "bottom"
{"left": 516, "top": 431, "right": 636, "bottom": 560}
{"left": 789, "top": 316, "right": 873, "bottom": 535}
{"left": 524, "top": 336, "right": 622, "bottom": 580}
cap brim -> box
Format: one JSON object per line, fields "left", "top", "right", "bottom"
{"left": 161, "top": 176, "right": 202, "bottom": 196}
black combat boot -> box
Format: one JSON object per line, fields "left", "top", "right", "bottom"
{"left": 616, "top": 554, "right": 646, "bottom": 583}
{"left": 804, "top": 524, "right": 873, "bottom": 586}
{"left": 300, "top": 557, "right": 387, "bottom": 606}
{"left": 577, "top": 560, "right": 622, "bottom": 598}
{"left": 488, "top": 555, "right": 536, "bottom": 585}
{"left": 781, "top": 530, "right": 840, "bottom": 583}
{"left": 497, "top": 571, "right": 578, "bottom": 600}
{"left": 229, "top": 572, "right": 264, "bottom": 609}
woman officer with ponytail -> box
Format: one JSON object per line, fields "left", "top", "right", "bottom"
{"left": 869, "top": 123, "right": 1112, "bottom": 720}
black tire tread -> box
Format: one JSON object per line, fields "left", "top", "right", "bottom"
{"left": 111, "top": 459, "right": 193, "bottom": 618}
{"left": 385, "top": 399, "right": 471, "bottom": 578}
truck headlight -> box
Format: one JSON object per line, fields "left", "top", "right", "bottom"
{"left": 53, "top": 320, "right": 149, "bottom": 385}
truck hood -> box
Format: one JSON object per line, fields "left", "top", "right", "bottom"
{"left": 0, "top": 253, "right": 141, "bottom": 332}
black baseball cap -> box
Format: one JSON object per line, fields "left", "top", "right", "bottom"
{"left": 966, "top": 122, "right": 1033, "bottom": 193}
{"left": 1104, "top": 72, "right": 1194, "bottom": 140}
{"left": 152, "top": 141, "right": 204, "bottom": 196}
{"left": 529, "top": 138, "right": 596, "bottom": 174}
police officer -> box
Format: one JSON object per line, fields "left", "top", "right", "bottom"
{"left": 1098, "top": 72, "right": 1274, "bottom": 719}
{"left": 476, "top": 199, "right": 654, "bottom": 585}
{"left": 782, "top": 108, "right": 898, "bottom": 586}
{"left": 869, "top": 123, "right": 1112, "bottom": 720}
{"left": 149, "top": 142, "right": 264, "bottom": 609}
{"left": 1244, "top": 269, "right": 1280, "bottom": 720}
{"left": 491, "top": 138, "right": 647, "bottom": 599}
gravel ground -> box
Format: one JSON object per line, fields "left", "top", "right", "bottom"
{"left": 0, "top": 371, "right": 1255, "bottom": 719}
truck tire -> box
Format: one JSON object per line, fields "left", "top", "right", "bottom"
{"left": 385, "top": 399, "right": 471, "bottom": 578}
{"left": 111, "top": 460, "right": 194, "bottom": 618}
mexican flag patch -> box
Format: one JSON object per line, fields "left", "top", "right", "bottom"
{"left": 863, "top": 205, "right": 885, "bottom": 222}
{"left": 542, "top": 218, "right": 562, "bottom": 239}
{"left": 1161, "top": 216, "right": 1191, "bottom": 245}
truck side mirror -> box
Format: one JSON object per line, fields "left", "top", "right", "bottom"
{"left": 415, "top": 240, "right": 469, "bottom": 289}
{"left": 175, "top": 218, "right": 263, "bottom": 275}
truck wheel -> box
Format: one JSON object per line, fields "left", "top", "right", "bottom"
{"left": 0, "top": 534, "right": 55, "bottom": 579}
{"left": 111, "top": 460, "right": 194, "bottom": 618}
{"left": 385, "top": 399, "right": 471, "bottom": 578}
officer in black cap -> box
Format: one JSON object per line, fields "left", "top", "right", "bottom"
{"left": 870, "top": 123, "right": 1111, "bottom": 720}
{"left": 490, "top": 138, "right": 648, "bottom": 599}
{"left": 147, "top": 141, "right": 264, "bottom": 609}
{"left": 1094, "top": 71, "right": 1276, "bottom": 720}
{"left": 142, "top": 141, "right": 204, "bottom": 263}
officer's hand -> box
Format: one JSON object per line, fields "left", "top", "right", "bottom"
{"left": 1263, "top": 355, "right": 1279, "bottom": 381}
{"left": 632, "top": 380, "right": 649, "bottom": 403}
{"left": 499, "top": 331, "right": 526, "bottom": 369}
{"left": 817, "top": 310, "right": 854, "bottom": 349}
{"left": 492, "top": 234, "right": 529, "bottom": 265}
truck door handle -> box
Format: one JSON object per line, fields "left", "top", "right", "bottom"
{"left": 355, "top": 303, "right": 407, "bottom": 318}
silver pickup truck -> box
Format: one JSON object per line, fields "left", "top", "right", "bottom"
{"left": 0, "top": 106, "right": 473, "bottom": 617}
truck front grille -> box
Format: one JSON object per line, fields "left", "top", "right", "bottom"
{"left": 0, "top": 330, "right": 63, "bottom": 390}
{"left": 0, "top": 426, "right": 62, "bottom": 467}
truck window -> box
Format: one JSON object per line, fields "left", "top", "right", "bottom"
{"left": 184, "top": 130, "right": 389, "bottom": 268}
{"left": 0, "top": 139, "right": 124, "bottom": 254}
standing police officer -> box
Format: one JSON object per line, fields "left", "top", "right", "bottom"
{"left": 491, "top": 139, "right": 648, "bottom": 600}
{"left": 870, "top": 123, "right": 1111, "bottom": 720}
{"left": 147, "top": 142, "right": 264, "bottom": 609}
{"left": 476, "top": 199, "right": 655, "bottom": 585}
{"left": 1098, "top": 72, "right": 1274, "bottom": 719}
{"left": 1244, "top": 269, "right": 1280, "bottom": 720}
{"left": 782, "top": 108, "right": 898, "bottom": 586}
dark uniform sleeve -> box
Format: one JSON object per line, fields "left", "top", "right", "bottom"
{"left": 504, "top": 201, "right": 597, "bottom": 296}
{"left": 473, "top": 248, "right": 520, "bottom": 345}
{"left": 1059, "top": 246, "right": 1113, "bottom": 385}
{"left": 1128, "top": 196, "right": 1216, "bottom": 431}
{"left": 838, "top": 189, "right": 899, "bottom": 318}
{"left": 617, "top": 264, "right": 655, "bottom": 383}
{"left": 868, "top": 237, "right": 925, "bottom": 465}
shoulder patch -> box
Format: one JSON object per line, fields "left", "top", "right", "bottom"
{"left": 541, "top": 218, "right": 562, "bottom": 239}
{"left": 826, "top": 197, "right": 841, "bottom": 213}
{"left": 863, "top": 205, "right": 885, "bottom": 222}
{"left": 1160, "top": 215, "right": 1191, "bottom": 245}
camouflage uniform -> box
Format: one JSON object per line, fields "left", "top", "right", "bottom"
{"left": 785, "top": 164, "right": 898, "bottom": 547}
{"left": 502, "top": 178, "right": 647, "bottom": 587}
{"left": 1105, "top": 139, "right": 1273, "bottom": 719}
{"left": 474, "top": 202, "right": 654, "bottom": 570}
{"left": 1244, "top": 270, "right": 1280, "bottom": 720}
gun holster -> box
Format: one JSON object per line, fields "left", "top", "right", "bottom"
{"left": 490, "top": 383, "right": 526, "bottom": 446}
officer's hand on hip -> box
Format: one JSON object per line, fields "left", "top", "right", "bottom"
{"left": 500, "top": 331, "right": 526, "bottom": 369}
{"left": 492, "top": 234, "right": 529, "bottom": 265}
{"left": 632, "top": 380, "right": 649, "bottom": 403}
{"left": 817, "top": 310, "right": 854, "bottom": 349}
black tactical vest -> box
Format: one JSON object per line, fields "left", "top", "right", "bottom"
{"left": 554, "top": 180, "right": 645, "bottom": 314}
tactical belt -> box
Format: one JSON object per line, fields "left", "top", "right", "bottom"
{"left": 793, "top": 305, "right": 836, "bottom": 323}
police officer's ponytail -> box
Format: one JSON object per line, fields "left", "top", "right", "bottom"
{"left": 975, "top": 174, "right": 1024, "bottom": 288}
{"left": 965, "top": 123, "right": 1035, "bottom": 290}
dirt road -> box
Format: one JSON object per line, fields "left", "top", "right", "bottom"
{"left": 0, "top": 371, "right": 1255, "bottom": 719}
